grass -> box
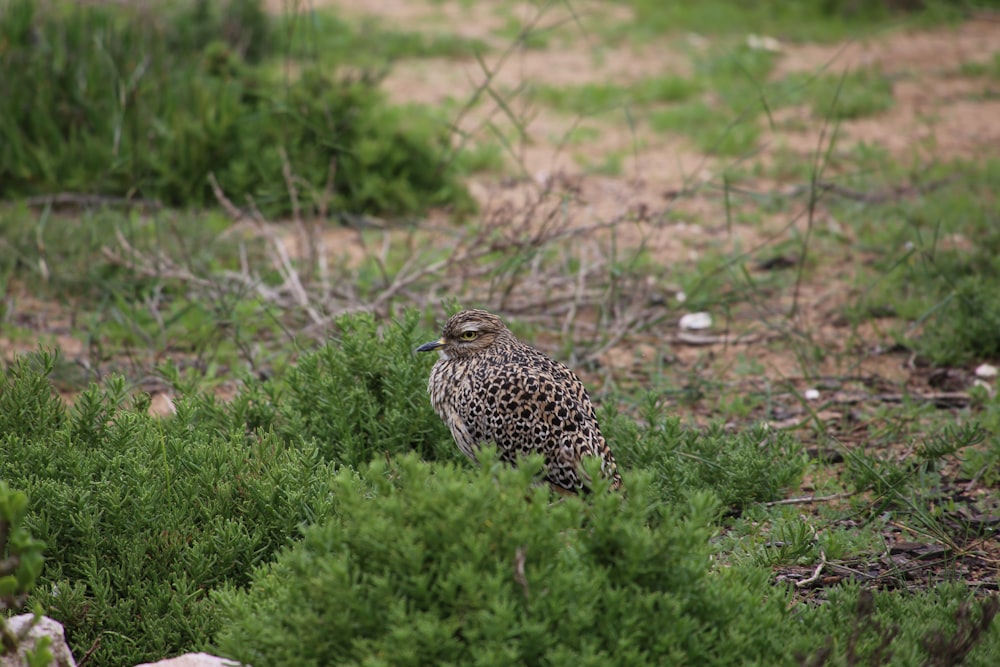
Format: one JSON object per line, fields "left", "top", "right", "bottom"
{"left": 0, "top": 203, "right": 299, "bottom": 388}
{"left": 276, "top": 9, "right": 488, "bottom": 64}
{"left": 773, "top": 67, "right": 897, "bottom": 120}
{"left": 607, "top": 0, "right": 979, "bottom": 42}
{"left": 650, "top": 102, "right": 761, "bottom": 156}
{"left": 0, "top": 0, "right": 479, "bottom": 217}
{"left": 957, "top": 52, "right": 1000, "bottom": 79}
{"left": 835, "top": 157, "right": 1000, "bottom": 364}
{"left": 532, "top": 45, "right": 775, "bottom": 157}
{"left": 532, "top": 75, "right": 702, "bottom": 116}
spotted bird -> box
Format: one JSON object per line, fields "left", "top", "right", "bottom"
{"left": 417, "top": 309, "right": 622, "bottom": 493}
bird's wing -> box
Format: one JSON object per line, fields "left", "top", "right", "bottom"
{"left": 467, "top": 361, "right": 607, "bottom": 491}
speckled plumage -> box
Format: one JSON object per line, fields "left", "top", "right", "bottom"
{"left": 416, "top": 309, "right": 622, "bottom": 493}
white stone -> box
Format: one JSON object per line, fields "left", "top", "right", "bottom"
{"left": 747, "top": 34, "right": 782, "bottom": 52}
{"left": 804, "top": 388, "right": 820, "bottom": 401}
{"left": 679, "top": 312, "right": 712, "bottom": 330}
{"left": 134, "top": 653, "right": 243, "bottom": 667}
{"left": 1, "top": 615, "right": 76, "bottom": 667}
{"left": 975, "top": 363, "right": 997, "bottom": 378}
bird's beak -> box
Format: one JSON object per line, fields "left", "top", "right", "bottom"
{"left": 416, "top": 338, "right": 447, "bottom": 352}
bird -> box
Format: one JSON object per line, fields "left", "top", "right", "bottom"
{"left": 416, "top": 308, "right": 622, "bottom": 494}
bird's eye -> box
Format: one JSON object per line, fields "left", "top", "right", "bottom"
{"left": 460, "top": 330, "right": 478, "bottom": 341}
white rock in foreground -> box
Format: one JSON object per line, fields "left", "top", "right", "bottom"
{"left": 975, "top": 363, "right": 998, "bottom": 379}
{"left": 1, "top": 615, "right": 76, "bottom": 667}
{"left": 679, "top": 312, "right": 712, "bottom": 330}
{"left": 135, "top": 653, "right": 243, "bottom": 667}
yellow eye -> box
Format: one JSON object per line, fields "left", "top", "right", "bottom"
{"left": 460, "top": 330, "right": 478, "bottom": 341}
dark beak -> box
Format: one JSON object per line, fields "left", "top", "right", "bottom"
{"left": 416, "top": 338, "right": 446, "bottom": 352}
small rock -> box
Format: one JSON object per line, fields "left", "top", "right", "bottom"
{"left": 679, "top": 312, "right": 712, "bottom": 330}
{"left": 134, "top": 653, "right": 242, "bottom": 667}
{"left": 804, "top": 388, "right": 820, "bottom": 401}
{"left": 1, "top": 615, "right": 76, "bottom": 667}
{"left": 148, "top": 392, "right": 177, "bottom": 417}
{"left": 747, "top": 33, "right": 782, "bottom": 52}
{"left": 975, "top": 363, "right": 997, "bottom": 379}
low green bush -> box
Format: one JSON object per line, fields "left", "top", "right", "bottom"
{"left": 606, "top": 397, "right": 806, "bottom": 508}
{"left": 214, "top": 453, "right": 1000, "bottom": 666}
{"left": 169, "top": 0, "right": 273, "bottom": 65}
{"left": 271, "top": 310, "right": 460, "bottom": 468}
{"left": 791, "top": 583, "right": 1000, "bottom": 667}
{"left": 215, "top": 453, "right": 793, "bottom": 666}
{"left": 1, "top": 481, "right": 46, "bottom": 656}
{"left": 0, "top": 353, "right": 342, "bottom": 667}
{"left": 0, "top": 0, "right": 473, "bottom": 217}
{"left": 2, "top": 311, "right": 997, "bottom": 666}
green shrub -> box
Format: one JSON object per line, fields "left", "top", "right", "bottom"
{"left": 3, "top": 313, "right": 996, "bottom": 666}
{"left": 917, "top": 274, "right": 1000, "bottom": 365}
{"left": 0, "top": 0, "right": 473, "bottom": 217}
{"left": 0, "top": 353, "right": 342, "bottom": 667}
{"left": 273, "top": 310, "right": 460, "bottom": 467}
{"left": 169, "top": 0, "right": 273, "bottom": 64}
{"left": 606, "top": 398, "right": 806, "bottom": 508}
{"left": 1, "top": 481, "right": 47, "bottom": 654}
{"left": 789, "top": 583, "right": 1000, "bottom": 666}
{"left": 214, "top": 454, "right": 1000, "bottom": 666}
{"left": 0, "top": 310, "right": 457, "bottom": 665}
{"left": 215, "top": 453, "right": 794, "bottom": 666}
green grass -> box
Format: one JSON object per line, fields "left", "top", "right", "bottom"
{"left": 276, "top": 10, "right": 488, "bottom": 64}
{"left": 494, "top": 13, "right": 554, "bottom": 49}
{"left": 650, "top": 102, "right": 761, "bottom": 156}
{"left": 773, "top": 67, "right": 896, "bottom": 120}
{"left": 608, "top": 0, "right": 977, "bottom": 42}
{"left": 552, "top": 125, "right": 603, "bottom": 146}
{"left": 0, "top": 204, "right": 294, "bottom": 389}
{"left": 576, "top": 150, "right": 625, "bottom": 176}
{"left": 0, "top": 0, "right": 477, "bottom": 218}
{"left": 0, "top": 205, "right": 234, "bottom": 301}
{"left": 837, "top": 157, "right": 1000, "bottom": 365}
{"left": 532, "top": 45, "right": 769, "bottom": 157}
{"left": 532, "top": 75, "right": 702, "bottom": 116}
{"left": 957, "top": 53, "right": 1000, "bottom": 79}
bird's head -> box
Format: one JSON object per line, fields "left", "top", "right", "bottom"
{"left": 416, "top": 309, "right": 513, "bottom": 360}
